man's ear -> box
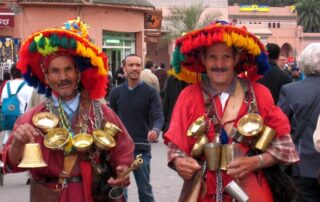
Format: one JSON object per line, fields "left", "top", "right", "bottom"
{"left": 234, "top": 52, "right": 241, "bottom": 65}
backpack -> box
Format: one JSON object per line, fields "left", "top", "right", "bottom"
{"left": 1, "top": 81, "right": 26, "bottom": 130}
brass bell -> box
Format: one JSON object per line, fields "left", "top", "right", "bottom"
{"left": 18, "top": 143, "right": 47, "bottom": 168}
{"left": 187, "top": 116, "right": 207, "bottom": 138}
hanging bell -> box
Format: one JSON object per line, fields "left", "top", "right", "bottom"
{"left": 18, "top": 143, "right": 47, "bottom": 168}
{"left": 187, "top": 116, "right": 207, "bottom": 138}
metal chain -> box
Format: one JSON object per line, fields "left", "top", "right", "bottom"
{"left": 216, "top": 169, "right": 223, "bottom": 202}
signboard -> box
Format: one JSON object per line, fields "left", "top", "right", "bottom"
{"left": 144, "top": 36, "right": 160, "bottom": 43}
{"left": 240, "top": 4, "right": 270, "bottom": 12}
{"left": 0, "top": 12, "right": 14, "bottom": 28}
{"left": 144, "top": 30, "right": 161, "bottom": 37}
{"left": 145, "top": 10, "right": 162, "bottom": 30}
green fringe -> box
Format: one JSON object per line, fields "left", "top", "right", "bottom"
{"left": 38, "top": 36, "right": 46, "bottom": 49}
{"left": 171, "top": 46, "right": 185, "bottom": 74}
{"left": 60, "top": 37, "right": 69, "bottom": 49}
{"left": 50, "top": 34, "right": 60, "bottom": 47}
{"left": 69, "top": 38, "right": 77, "bottom": 50}
{"left": 29, "top": 41, "right": 38, "bottom": 52}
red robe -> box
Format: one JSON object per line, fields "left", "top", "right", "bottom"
{"left": 2, "top": 102, "right": 134, "bottom": 202}
{"left": 165, "top": 81, "right": 291, "bottom": 202}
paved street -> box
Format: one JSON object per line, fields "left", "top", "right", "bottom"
{"left": 0, "top": 136, "right": 183, "bottom": 202}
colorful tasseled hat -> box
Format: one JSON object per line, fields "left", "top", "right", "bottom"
{"left": 170, "top": 20, "right": 269, "bottom": 83}
{"left": 17, "top": 17, "right": 108, "bottom": 99}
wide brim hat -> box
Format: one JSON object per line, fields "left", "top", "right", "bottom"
{"left": 170, "top": 20, "right": 269, "bottom": 83}
{"left": 17, "top": 17, "right": 108, "bottom": 99}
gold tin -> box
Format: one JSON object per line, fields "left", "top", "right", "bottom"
{"left": 237, "top": 113, "right": 264, "bottom": 137}
{"left": 72, "top": 133, "right": 93, "bottom": 153}
{"left": 32, "top": 112, "right": 59, "bottom": 130}
{"left": 187, "top": 116, "right": 207, "bottom": 138}
{"left": 255, "top": 126, "right": 276, "bottom": 151}
{"left": 44, "top": 128, "right": 70, "bottom": 150}
{"left": 191, "top": 135, "right": 208, "bottom": 158}
{"left": 93, "top": 130, "right": 116, "bottom": 150}
{"left": 104, "top": 122, "right": 122, "bottom": 137}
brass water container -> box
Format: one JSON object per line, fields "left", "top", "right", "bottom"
{"left": 72, "top": 133, "right": 93, "bottom": 152}
{"left": 104, "top": 122, "right": 122, "bottom": 137}
{"left": 18, "top": 143, "right": 47, "bottom": 168}
{"left": 44, "top": 128, "right": 70, "bottom": 150}
{"left": 93, "top": 130, "right": 116, "bottom": 150}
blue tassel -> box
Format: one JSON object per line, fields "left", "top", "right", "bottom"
{"left": 220, "top": 128, "right": 228, "bottom": 144}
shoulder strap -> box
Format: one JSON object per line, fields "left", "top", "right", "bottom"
{"left": 14, "top": 81, "right": 26, "bottom": 95}
{"left": 6, "top": 81, "right": 12, "bottom": 97}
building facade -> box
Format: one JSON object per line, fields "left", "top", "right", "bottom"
{"left": 0, "top": 0, "right": 154, "bottom": 82}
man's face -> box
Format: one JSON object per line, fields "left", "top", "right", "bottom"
{"left": 278, "top": 56, "right": 287, "bottom": 69}
{"left": 124, "top": 55, "right": 142, "bottom": 81}
{"left": 202, "top": 43, "right": 239, "bottom": 90}
{"left": 46, "top": 56, "right": 79, "bottom": 101}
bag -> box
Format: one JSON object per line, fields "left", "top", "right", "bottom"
{"left": 30, "top": 179, "right": 60, "bottom": 202}
{"left": 1, "top": 81, "right": 25, "bottom": 130}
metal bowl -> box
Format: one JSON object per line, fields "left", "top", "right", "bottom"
{"left": 187, "top": 116, "right": 207, "bottom": 137}
{"left": 32, "top": 112, "right": 59, "bottom": 130}
{"left": 72, "top": 133, "right": 93, "bottom": 153}
{"left": 237, "top": 113, "right": 264, "bottom": 137}
{"left": 44, "top": 128, "right": 70, "bottom": 150}
{"left": 104, "top": 122, "right": 122, "bottom": 137}
{"left": 93, "top": 130, "right": 116, "bottom": 150}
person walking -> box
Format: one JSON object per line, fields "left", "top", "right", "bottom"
{"left": 278, "top": 43, "right": 320, "bottom": 202}
{"left": 164, "top": 21, "right": 299, "bottom": 202}
{"left": 109, "top": 54, "right": 164, "bottom": 202}
{"left": 1, "top": 18, "right": 134, "bottom": 202}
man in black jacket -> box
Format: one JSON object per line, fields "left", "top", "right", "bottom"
{"left": 258, "top": 43, "right": 292, "bottom": 103}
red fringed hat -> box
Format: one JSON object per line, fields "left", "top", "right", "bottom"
{"left": 170, "top": 20, "right": 269, "bottom": 83}
{"left": 17, "top": 17, "right": 109, "bottom": 99}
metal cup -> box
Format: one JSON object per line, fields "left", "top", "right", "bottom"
{"left": 224, "top": 143, "right": 242, "bottom": 165}
{"left": 224, "top": 180, "right": 249, "bottom": 202}
{"left": 204, "top": 143, "right": 221, "bottom": 171}
{"left": 255, "top": 126, "right": 276, "bottom": 151}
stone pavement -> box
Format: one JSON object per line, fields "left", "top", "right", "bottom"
{"left": 0, "top": 136, "right": 183, "bottom": 202}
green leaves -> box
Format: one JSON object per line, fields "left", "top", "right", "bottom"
{"left": 295, "top": 0, "right": 320, "bottom": 32}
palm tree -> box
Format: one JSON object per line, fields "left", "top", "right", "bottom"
{"left": 295, "top": 0, "right": 320, "bottom": 33}
{"left": 160, "top": 2, "right": 221, "bottom": 46}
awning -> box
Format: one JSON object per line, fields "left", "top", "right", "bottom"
{"left": 0, "top": 11, "right": 14, "bottom": 28}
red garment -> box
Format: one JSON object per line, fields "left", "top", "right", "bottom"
{"left": 2, "top": 102, "right": 134, "bottom": 202}
{"left": 164, "top": 80, "right": 291, "bottom": 202}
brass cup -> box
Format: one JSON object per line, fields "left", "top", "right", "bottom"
{"left": 204, "top": 143, "right": 221, "bottom": 171}
{"left": 44, "top": 128, "right": 70, "bottom": 150}
{"left": 93, "top": 130, "right": 116, "bottom": 150}
{"left": 18, "top": 143, "right": 47, "bottom": 168}
{"left": 187, "top": 116, "right": 207, "bottom": 138}
{"left": 255, "top": 126, "right": 276, "bottom": 151}
{"left": 104, "top": 122, "right": 122, "bottom": 137}
{"left": 191, "top": 135, "right": 208, "bottom": 158}
{"left": 224, "top": 143, "right": 242, "bottom": 164}
{"left": 237, "top": 113, "right": 264, "bottom": 137}
{"left": 224, "top": 180, "right": 249, "bottom": 202}
{"left": 32, "top": 112, "right": 59, "bottom": 130}
{"left": 72, "top": 133, "right": 93, "bottom": 153}
{"left": 219, "top": 145, "right": 227, "bottom": 170}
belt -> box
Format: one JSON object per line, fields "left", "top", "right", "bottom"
{"left": 44, "top": 176, "right": 82, "bottom": 184}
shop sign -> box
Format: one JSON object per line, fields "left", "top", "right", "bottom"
{"left": 0, "top": 12, "right": 14, "bottom": 28}
{"left": 144, "top": 30, "right": 161, "bottom": 37}
{"left": 144, "top": 36, "right": 160, "bottom": 43}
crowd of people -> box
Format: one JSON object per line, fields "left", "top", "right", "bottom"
{"left": 0, "top": 18, "right": 319, "bottom": 202}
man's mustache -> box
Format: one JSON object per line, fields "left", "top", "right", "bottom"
{"left": 57, "top": 80, "right": 72, "bottom": 87}
{"left": 209, "top": 66, "right": 228, "bottom": 72}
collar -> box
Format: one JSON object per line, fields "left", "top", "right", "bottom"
{"left": 125, "top": 80, "right": 143, "bottom": 91}
{"left": 52, "top": 92, "right": 80, "bottom": 115}
{"left": 201, "top": 75, "right": 237, "bottom": 97}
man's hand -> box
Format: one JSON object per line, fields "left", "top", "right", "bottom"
{"left": 174, "top": 157, "right": 201, "bottom": 180}
{"left": 226, "top": 156, "right": 259, "bottom": 179}
{"left": 147, "top": 129, "right": 159, "bottom": 142}
{"left": 12, "top": 123, "right": 39, "bottom": 146}
{"left": 107, "top": 165, "right": 130, "bottom": 187}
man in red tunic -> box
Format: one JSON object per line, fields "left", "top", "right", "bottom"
{"left": 2, "top": 18, "right": 134, "bottom": 202}
{"left": 164, "top": 21, "right": 299, "bottom": 202}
